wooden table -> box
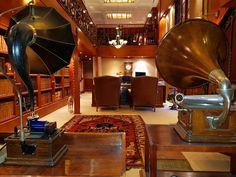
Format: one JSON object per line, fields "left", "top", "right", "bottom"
{"left": 145, "top": 124, "right": 236, "bottom": 177}
{"left": 0, "top": 132, "right": 126, "bottom": 177}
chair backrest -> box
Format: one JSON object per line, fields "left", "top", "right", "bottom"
{"left": 94, "top": 76, "right": 121, "bottom": 107}
{"left": 131, "top": 76, "right": 158, "bottom": 107}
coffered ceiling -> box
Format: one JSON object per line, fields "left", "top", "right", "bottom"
{"left": 82, "top": 0, "right": 159, "bottom": 27}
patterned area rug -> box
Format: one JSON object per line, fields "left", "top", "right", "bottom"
{"left": 61, "top": 115, "right": 145, "bottom": 168}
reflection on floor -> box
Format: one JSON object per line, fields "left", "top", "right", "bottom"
{"left": 41, "top": 92, "right": 229, "bottom": 177}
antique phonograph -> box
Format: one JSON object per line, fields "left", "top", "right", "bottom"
{"left": 0, "top": 1, "right": 75, "bottom": 166}
{"left": 156, "top": 19, "right": 236, "bottom": 143}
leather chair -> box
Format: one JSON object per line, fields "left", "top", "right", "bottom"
{"left": 94, "top": 76, "right": 121, "bottom": 111}
{"left": 131, "top": 76, "right": 158, "bottom": 112}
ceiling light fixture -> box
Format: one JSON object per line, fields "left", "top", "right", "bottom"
{"left": 109, "top": 26, "right": 127, "bottom": 49}
{"left": 107, "top": 13, "right": 132, "bottom": 19}
{"left": 104, "top": 0, "right": 134, "bottom": 3}
{"left": 147, "top": 13, "right": 152, "bottom": 18}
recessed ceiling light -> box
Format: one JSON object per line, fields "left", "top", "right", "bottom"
{"left": 107, "top": 13, "right": 132, "bottom": 19}
{"left": 104, "top": 0, "right": 134, "bottom": 3}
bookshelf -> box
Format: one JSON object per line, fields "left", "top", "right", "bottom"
{"left": 0, "top": 35, "right": 72, "bottom": 132}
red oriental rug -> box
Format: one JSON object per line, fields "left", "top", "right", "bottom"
{"left": 61, "top": 115, "right": 146, "bottom": 168}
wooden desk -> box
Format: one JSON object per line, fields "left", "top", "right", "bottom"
{"left": 145, "top": 124, "right": 236, "bottom": 177}
{"left": 0, "top": 132, "right": 126, "bottom": 177}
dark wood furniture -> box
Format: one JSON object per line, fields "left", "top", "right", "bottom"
{"left": 93, "top": 76, "right": 121, "bottom": 111}
{"left": 4, "top": 129, "right": 67, "bottom": 166}
{"left": 156, "top": 85, "right": 165, "bottom": 107}
{"left": 145, "top": 124, "right": 236, "bottom": 177}
{"left": 91, "top": 81, "right": 166, "bottom": 108}
{"left": 0, "top": 132, "right": 126, "bottom": 177}
{"left": 131, "top": 76, "right": 158, "bottom": 111}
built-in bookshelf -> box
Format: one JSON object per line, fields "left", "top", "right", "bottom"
{"left": 0, "top": 35, "right": 72, "bottom": 131}
{"left": 0, "top": 64, "right": 71, "bottom": 130}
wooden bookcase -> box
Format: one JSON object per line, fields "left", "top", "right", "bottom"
{"left": 0, "top": 35, "right": 72, "bottom": 132}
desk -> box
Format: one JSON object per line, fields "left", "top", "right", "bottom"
{"left": 0, "top": 132, "right": 126, "bottom": 177}
{"left": 145, "top": 124, "right": 236, "bottom": 177}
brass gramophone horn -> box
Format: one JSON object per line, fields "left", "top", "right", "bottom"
{"left": 156, "top": 19, "right": 234, "bottom": 129}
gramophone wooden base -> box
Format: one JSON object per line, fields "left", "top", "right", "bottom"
{"left": 175, "top": 109, "right": 236, "bottom": 143}
{"left": 4, "top": 129, "right": 67, "bottom": 166}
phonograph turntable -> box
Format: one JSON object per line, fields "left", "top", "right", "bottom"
{"left": 0, "top": 1, "right": 75, "bottom": 166}
{"left": 156, "top": 19, "right": 236, "bottom": 143}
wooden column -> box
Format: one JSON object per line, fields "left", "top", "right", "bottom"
{"left": 94, "top": 56, "right": 99, "bottom": 77}
{"left": 73, "top": 29, "right": 80, "bottom": 114}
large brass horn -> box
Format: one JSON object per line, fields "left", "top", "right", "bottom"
{"left": 156, "top": 19, "right": 234, "bottom": 129}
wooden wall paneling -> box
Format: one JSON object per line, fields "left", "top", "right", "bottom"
{"left": 158, "top": 18, "right": 167, "bottom": 42}
{"left": 189, "top": 0, "right": 203, "bottom": 18}
{"left": 210, "top": 0, "right": 236, "bottom": 84}
{"left": 159, "top": 0, "right": 174, "bottom": 18}
{"left": 209, "top": 0, "right": 233, "bottom": 10}
{"left": 97, "top": 45, "right": 158, "bottom": 58}
{"left": 207, "top": 0, "right": 232, "bottom": 24}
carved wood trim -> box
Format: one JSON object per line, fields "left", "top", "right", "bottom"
{"left": 57, "top": 0, "right": 97, "bottom": 45}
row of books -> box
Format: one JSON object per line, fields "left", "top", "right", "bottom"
{"left": 0, "top": 100, "right": 14, "bottom": 121}
{"left": 55, "top": 77, "right": 62, "bottom": 87}
{"left": 54, "top": 69, "right": 62, "bottom": 75}
{"left": 40, "top": 78, "right": 51, "bottom": 89}
{"left": 64, "top": 78, "right": 70, "bottom": 87}
{"left": 54, "top": 67, "right": 70, "bottom": 76}
{"left": 0, "top": 79, "right": 14, "bottom": 95}
{"left": 41, "top": 92, "right": 52, "bottom": 105}
{"left": 64, "top": 88, "right": 70, "bottom": 96}
{"left": 64, "top": 67, "right": 70, "bottom": 76}
{"left": 17, "top": 77, "right": 37, "bottom": 92}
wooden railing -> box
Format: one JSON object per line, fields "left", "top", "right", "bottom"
{"left": 57, "top": 0, "right": 97, "bottom": 45}
{"left": 56, "top": 0, "right": 158, "bottom": 46}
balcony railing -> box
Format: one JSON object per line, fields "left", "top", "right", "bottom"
{"left": 57, "top": 0, "right": 158, "bottom": 46}
{"left": 57, "top": 0, "right": 97, "bottom": 45}
{"left": 97, "top": 26, "right": 157, "bottom": 46}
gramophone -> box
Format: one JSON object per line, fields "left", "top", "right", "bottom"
{"left": 1, "top": 2, "right": 75, "bottom": 166}
{"left": 156, "top": 19, "right": 236, "bottom": 143}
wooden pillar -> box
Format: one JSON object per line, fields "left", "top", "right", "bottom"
{"left": 73, "top": 29, "right": 80, "bottom": 114}
{"left": 93, "top": 56, "right": 99, "bottom": 77}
